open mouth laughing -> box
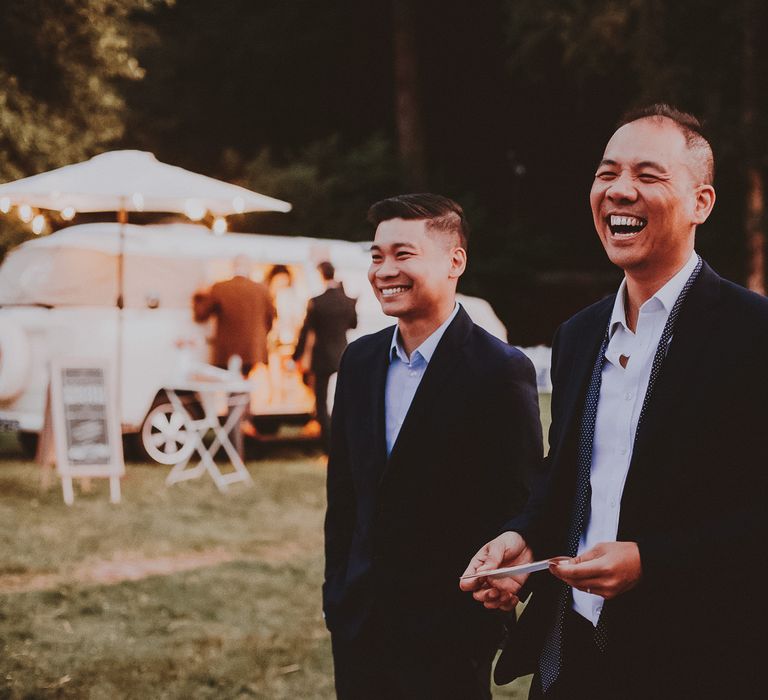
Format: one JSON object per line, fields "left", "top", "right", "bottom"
{"left": 379, "top": 285, "right": 412, "bottom": 298}
{"left": 607, "top": 214, "right": 647, "bottom": 239}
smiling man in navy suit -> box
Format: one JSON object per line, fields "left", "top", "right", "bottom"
{"left": 323, "top": 193, "right": 542, "bottom": 698}
{"left": 462, "top": 105, "right": 768, "bottom": 699}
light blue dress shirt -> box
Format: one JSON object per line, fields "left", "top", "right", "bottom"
{"left": 384, "top": 303, "right": 460, "bottom": 455}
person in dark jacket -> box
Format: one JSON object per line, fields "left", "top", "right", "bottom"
{"left": 325, "top": 194, "right": 542, "bottom": 699}
{"left": 293, "top": 261, "right": 357, "bottom": 452}
{"left": 461, "top": 104, "right": 768, "bottom": 699}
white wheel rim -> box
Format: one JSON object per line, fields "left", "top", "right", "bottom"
{"left": 141, "top": 403, "right": 196, "bottom": 465}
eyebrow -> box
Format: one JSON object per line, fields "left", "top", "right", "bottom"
{"left": 597, "top": 158, "right": 668, "bottom": 171}
{"left": 369, "top": 242, "right": 418, "bottom": 252}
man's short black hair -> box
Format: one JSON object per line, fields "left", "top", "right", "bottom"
{"left": 618, "top": 103, "right": 715, "bottom": 185}
{"left": 367, "top": 193, "right": 469, "bottom": 251}
{"left": 317, "top": 261, "right": 335, "bottom": 281}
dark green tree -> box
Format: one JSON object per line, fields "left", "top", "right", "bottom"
{"left": 0, "top": 0, "right": 170, "bottom": 256}
{"left": 504, "top": 0, "right": 768, "bottom": 291}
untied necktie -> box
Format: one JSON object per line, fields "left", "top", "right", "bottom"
{"left": 537, "top": 256, "right": 703, "bottom": 693}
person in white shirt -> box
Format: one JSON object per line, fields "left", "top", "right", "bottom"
{"left": 461, "top": 104, "right": 768, "bottom": 699}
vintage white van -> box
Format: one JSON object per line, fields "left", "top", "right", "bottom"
{"left": 0, "top": 222, "right": 510, "bottom": 454}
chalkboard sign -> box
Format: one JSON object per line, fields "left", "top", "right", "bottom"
{"left": 49, "top": 359, "right": 124, "bottom": 504}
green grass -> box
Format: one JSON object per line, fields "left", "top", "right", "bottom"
{"left": 0, "top": 394, "right": 551, "bottom": 698}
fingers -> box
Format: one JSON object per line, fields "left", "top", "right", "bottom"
{"left": 547, "top": 542, "right": 641, "bottom": 599}
{"left": 459, "top": 536, "right": 511, "bottom": 590}
{"left": 472, "top": 584, "right": 519, "bottom": 610}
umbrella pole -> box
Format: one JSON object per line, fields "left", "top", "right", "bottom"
{"left": 117, "top": 206, "right": 126, "bottom": 432}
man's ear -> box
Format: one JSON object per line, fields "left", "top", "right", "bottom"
{"left": 449, "top": 247, "right": 467, "bottom": 279}
{"left": 692, "top": 184, "right": 716, "bottom": 225}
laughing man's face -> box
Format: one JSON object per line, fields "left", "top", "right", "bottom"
{"left": 590, "top": 116, "right": 712, "bottom": 280}
{"left": 368, "top": 218, "right": 461, "bottom": 322}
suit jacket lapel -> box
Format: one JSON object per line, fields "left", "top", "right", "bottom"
{"left": 379, "top": 308, "right": 472, "bottom": 484}
{"left": 623, "top": 263, "right": 721, "bottom": 494}
{"left": 553, "top": 301, "right": 613, "bottom": 462}
{"left": 367, "top": 329, "right": 392, "bottom": 473}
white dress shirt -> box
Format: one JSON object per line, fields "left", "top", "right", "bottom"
{"left": 384, "top": 303, "right": 460, "bottom": 455}
{"left": 572, "top": 252, "right": 699, "bottom": 624}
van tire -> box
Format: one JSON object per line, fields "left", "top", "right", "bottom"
{"left": 18, "top": 431, "right": 39, "bottom": 458}
{"left": 138, "top": 392, "right": 203, "bottom": 464}
{"left": 0, "top": 320, "right": 32, "bottom": 400}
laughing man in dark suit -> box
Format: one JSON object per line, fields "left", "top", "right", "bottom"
{"left": 461, "top": 104, "right": 768, "bottom": 699}
{"left": 324, "top": 194, "right": 542, "bottom": 698}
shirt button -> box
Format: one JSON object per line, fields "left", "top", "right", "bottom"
{"left": 624, "top": 392, "right": 633, "bottom": 400}
{"left": 409, "top": 371, "right": 417, "bottom": 377}
{"left": 619, "top": 447, "right": 628, "bottom": 456}
{"left": 610, "top": 498, "right": 617, "bottom": 508}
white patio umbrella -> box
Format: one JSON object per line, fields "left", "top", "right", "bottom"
{"left": 0, "top": 149, "right": 291, "bottom": 216}
{"left": 0, "top": 150, "right": 292, "bottom": 424}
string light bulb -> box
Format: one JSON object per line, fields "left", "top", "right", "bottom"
{"left": 18, "top": 204, "right": 33, "bottom": 223}
{"left": 184, "top": 199, "right": 206, "bottom": 221}
{"left": 60, "top": 206, "right": 76, "bottom": 221}
{"left": 31, "top": 214, "right": 45, "bottom": 235}
{"left": 0, "top": 197, "right": 10, "bottom": 214}
{"left": 212, "top": 217, "right": 227, "bottom": 235}
{"left": 131, "top": 192, "right": 145, "bottom": 210}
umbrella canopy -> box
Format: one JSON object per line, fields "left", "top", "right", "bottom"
{"left": 0, "top": 150, "right": 291, "bottom": 216}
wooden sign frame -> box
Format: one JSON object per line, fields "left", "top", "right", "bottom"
{"left": 48, "top": 358, "right": 124, "bottom": 505}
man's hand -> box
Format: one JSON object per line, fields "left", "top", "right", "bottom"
{"left": 550, "top": 541, "right": 642, "bottom": 599}
{"left": 459, "top": 532, "right": 533, "bottom": 611}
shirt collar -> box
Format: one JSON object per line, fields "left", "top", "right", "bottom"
{"left": 390, "top": 302, "right": 460, "bottom": 364}
{"left": 609, "top": 251, "right": 699, "bottom": 336}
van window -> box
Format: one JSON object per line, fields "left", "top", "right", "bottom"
{"left": 0, "top": 246, "right": 118, "bottom": 307}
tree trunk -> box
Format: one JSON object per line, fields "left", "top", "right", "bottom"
{"left": 745, "top": 167, "right": 766, "bottom": 294}
{"left": 742, "top": 0, "right": 766, "bottom": 294}
{"left": 392, "top": 0, "right": 427, "bottom": 190}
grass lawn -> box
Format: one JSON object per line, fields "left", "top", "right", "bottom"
{"left": 0, "top": 396, "right": 550, "bottom": 698}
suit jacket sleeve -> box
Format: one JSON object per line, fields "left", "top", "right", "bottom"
{"left": 489, "top": 349, "right": 544, "bottom": 527}
{"left": 293, "top": 299, "right": 314, "bottom": 361}
{"left": 500, "top": 325, "right": 563, "bottom": 553}
{"left": 323, "top": 348, "right": 356, "bottom": 594}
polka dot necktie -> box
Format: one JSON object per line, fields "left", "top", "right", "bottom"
{"left": 538, "top": 256, "right": 703, "bottom": 694}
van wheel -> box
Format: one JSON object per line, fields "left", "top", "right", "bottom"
{"left": 140, "top": 402, "right": 197, "bottom": 465}
{"left": 18, "top": 431, "right": 39, "bottom": 458}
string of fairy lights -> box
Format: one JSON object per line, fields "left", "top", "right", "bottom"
{"left": 0, "top": 195, "right": 231, "bottom": 236}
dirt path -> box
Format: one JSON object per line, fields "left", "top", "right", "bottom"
{"left": 0, "top": 541, "right": 312, "bottom": 594}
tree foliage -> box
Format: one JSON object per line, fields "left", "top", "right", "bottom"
{"left": 0, "top": 0, "right": 170, "bottom": 182}
{"left": 503, "top": 0, "right": 768, "bottom": 286}
{"left": 0, "top": 0, "right": 170, "bottom": 257}
{"left": 231, "top": 134, "right": 401, "bottom": 241}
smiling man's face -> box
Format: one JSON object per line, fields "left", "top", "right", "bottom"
{"left": 590, "top": 116, "right": 714, "bottom": 280}
{"left": 368, "top": 218, "right": 463, "bottom": 322}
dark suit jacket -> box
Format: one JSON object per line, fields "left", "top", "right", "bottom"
{"left": 496, "top": 263, "right": 768, "bottom": 699}
{"left": 323, "top": 306, "right": 543, "bottom": 648}
{"left": 294, "top": 286, "right": 357, "bottom": 376}
{"left": 193, "top": 275, "right": 274, "bottom": 367}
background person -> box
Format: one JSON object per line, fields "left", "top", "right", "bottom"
{"left": 461, "top": 104, "right": 768, "bottom": 699}
{"left": 193, "top": 254, "right": 274, "bottom": 455}
{"left": 293, "top": 261, "right": 357, "bottom": 453}
{"left": 193, "top": 254, "right": 274, "bottom": 376}
{"left": 325, "top": 193, "right": 542, "bottom": 698}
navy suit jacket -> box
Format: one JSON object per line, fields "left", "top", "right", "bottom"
{"left": 294, "top": 286, "right": 357, "bottom": 376}
{"left": 496, "top": 263, "right": 768, "bottom": 699}
{"left": 323, "top": 306, "right": 543, "bottom": 646}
